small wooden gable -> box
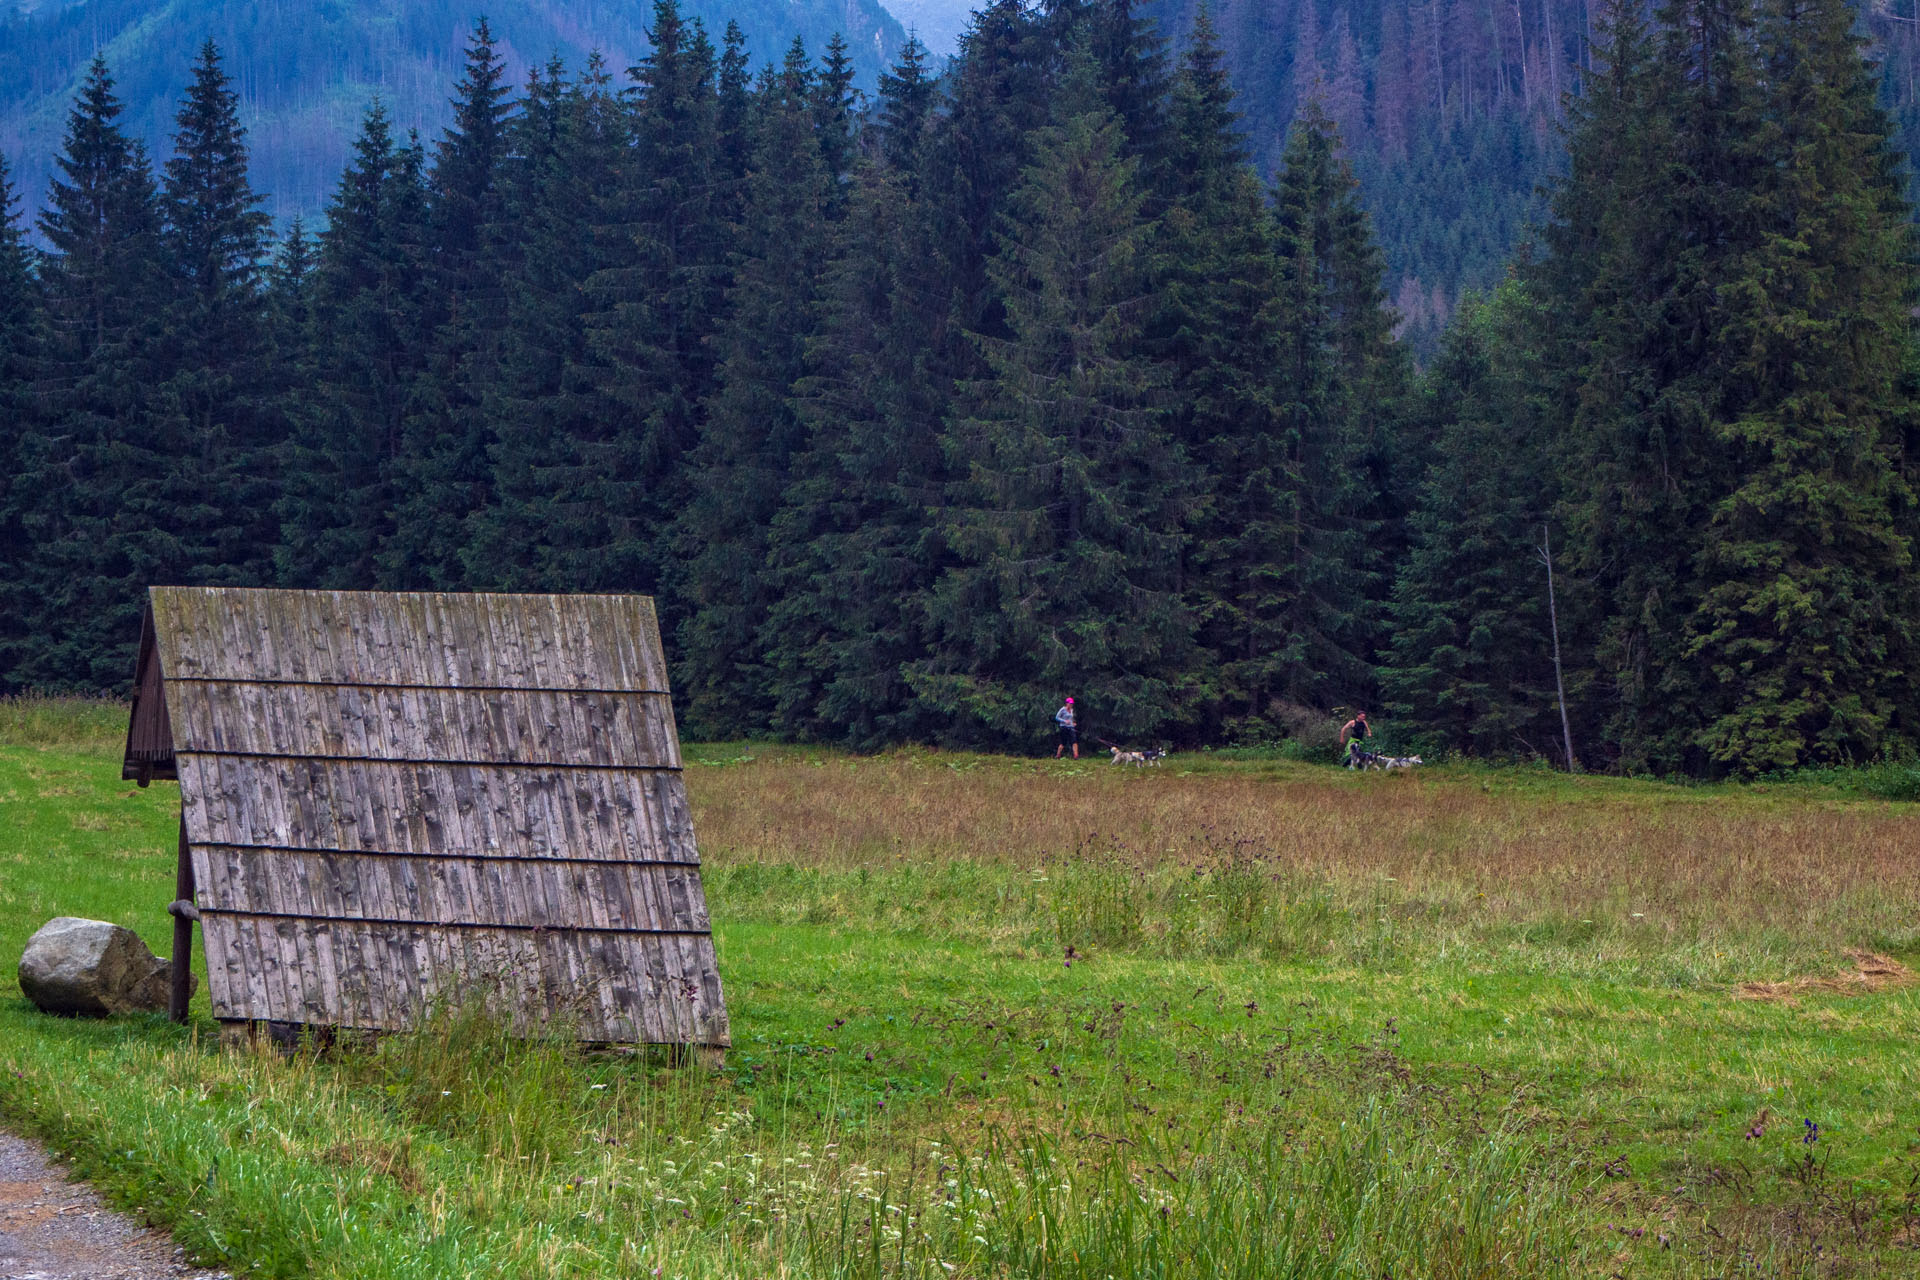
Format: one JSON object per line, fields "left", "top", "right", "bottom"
{"left": 126, "top": 586, "right": 729, "bottom": 1046}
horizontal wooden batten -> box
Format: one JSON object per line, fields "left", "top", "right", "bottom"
{"left": 191, "top": 846, "right": 712, "bottom": 932}
{"left": 181, "top": 750, "right": 678, "bottom": 774}
{"left": 188, "top": 841, "right": 698, "bottom": 866}
{"left": 197, "top": 910, "right": 715, "bottom": 936}
{"left": 200, "top": 916, "right": 729, "bottom": 1044}
{"left": 163, "top": 676, "right": 663, "bottom": 695}
{"left": 167, "top": 682, "right": 680, "bottom": 768}
{"left": 178, "top": 755, "right": 701, "bottom": 863}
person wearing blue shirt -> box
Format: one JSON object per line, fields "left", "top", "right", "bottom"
{"left": 1054, "top": 697, "right": 1079, "bottom": 759}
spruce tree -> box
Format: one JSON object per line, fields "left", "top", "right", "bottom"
{"left": 1551, "top": 0, "right": 1768, "bottom": 770}
{"left": 1383, "top": 285, "right": 1581, "bottom": 759}
{"left": 917, "top": 94, "right": 1194, "bottom": 745}
{"left": 163, "top": 42, "right": 270, "bottom": 321}
{"left": 382, "top": 19, "right": 514, "bottom": 589}
{"left": 1676, "top": 0, "right": 1918, "bottom": 770}
{"left": 759, "top": 41, "right": 957, "bottom": 744}
{"left": 464, "top": 55, "right": 634, "bottom": 591}
{"left": 1264, "top": 112, "right": 1383, "bottom": 711}
{"left": 266, "top": 216, "right": 315, "bottom": 352}
{"left": 0, "top": 153, "right": 39, "bottom": 688}
{"left": 1523, "top": 0, "right": 1920, "bottom": 772}
{"left": 1087, "top": 0, "right": 1172, "bottom": 187}
{"left": 920, "top": 0, "right": 1054, "bottom": 364}
{"left": 715, "top": 21, "right": 755, "bottom": 200}
{"left": 1152, "top": 11, "right": 1295, "bottom": 736}
{"left": 673, "top": 38, "right": 829, "bottom": 736}
{"left": 582, "top": 0, "right": 726, "bottom": 603}
{"left": 277, "top": 104, "right": 428, "bottom": 589}
{"left": 15, "top": 56, "right": 168, "bottom": 689}
{"left": 813, "top": 32, "right": 859, "bottom": 210}
{"left": 35, "top": 58, "right": 164, "bottom": 364}
{"left": 877, "top": 36, "right": 936, "bottom": 175}
{"left": 157, "top": 40, "right": 278, "bottom": 589}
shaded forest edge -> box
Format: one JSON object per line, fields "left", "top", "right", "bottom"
{"left": 0, "top": 0, "right": 1916, "bottom": 779}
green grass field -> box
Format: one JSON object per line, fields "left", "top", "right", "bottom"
{"left": 2, "top": 697, "right": 1918, "bottom": 1277}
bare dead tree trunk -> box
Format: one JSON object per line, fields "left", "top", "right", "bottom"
{"left": 1544, "top": 0, "right": 1562, "bottom": 106}
{"left": 1538, "top": 524, "right": 1579, "bottom": 772}
{"left": 1512, "top": 0, "right": 1531, "bottom": 109}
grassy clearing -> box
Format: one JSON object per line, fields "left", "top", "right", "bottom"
{"left": 2, "top": 703, "right": 1919, "bottom": 1276}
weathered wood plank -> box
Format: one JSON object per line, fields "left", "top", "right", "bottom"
{"left": 177, "top": 758, "right": 699, "bottom": 862}
{"left": 151, "top": 588, "right": 670, "bottom": 691}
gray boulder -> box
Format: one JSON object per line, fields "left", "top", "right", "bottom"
{"left": 17, "top": 917, "right": 183, "bottom": 1015}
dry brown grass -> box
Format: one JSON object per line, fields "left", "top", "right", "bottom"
{"left": 323, "top": 1137, "right": 426, "bottom": 1195}
{"left": 1734, "top": 949, "right": 1915, "bottom": 1001}
{"left": 686, "top": 752, "right": 1920, "bottom": 968}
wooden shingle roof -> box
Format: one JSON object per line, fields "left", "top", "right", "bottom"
{"left": 127, "top": 586, "right": 729, "bottom": 1046}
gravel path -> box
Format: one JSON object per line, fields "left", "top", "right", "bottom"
{"left": 0, "top": 1131, "right": 227, "bottom": 1280}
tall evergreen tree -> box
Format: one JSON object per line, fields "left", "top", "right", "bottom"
{"left": 813, "top": 32, "right": 860, "bottom": 210}
{"left": 157, "top": 40, "right": 278, "bottom": 588}
{"left": 14, "top": 56, "right": 168, "bottom": 689}
{"left": 758, "top": 39, "right": 957, "bottom": 744}
{"left": 1087, "top": 0, "right": 1173, "bottom": 186}
{"left": 1264, "top": 112, "right": 1387, "bottom": 711}
{"left": 917, "top": 96, "right": 1194, "bottom": 745}
{"left": 382, "top": 19, "right": 514, "bottom": 588}
{"left": 673, "top": 37, "right": 830, "bottom": 735}
{"left": 715, "top": 21, "right": 755, "bottom": 198}
{"left": 1515, "top": 0, "right": 1920, "bottom": 772}
{"left": 1151, "top": 11, "right": 1297, "bottom": 735}
{"left": 277, "top": 103, "right": 428, "bottom": 589}
{"left": 877, "top": 36, "right": 936, "bottom": 175}
{"left": 1545, "top": 0, "right": 1767, "bottom": 770}
{"left": 583, "top": 0, "right": 726, "bottom": 602}
{"left": 1676, "top": 0, "right": 1917, "bottom": 769}
{"left": 464, "top": 56, "right": 634, "bottom": 591}
{"left": 1383, "top": 285, "right": 1584, "bottom": 760}
{"left": 921, "top": 0, "right": 1055, "bottom": 368}
{"left": 0, "top": 153, "right": 40, "bottom": 688}
{"left": 266, "top": 216, "right": 315, "bottom": 352}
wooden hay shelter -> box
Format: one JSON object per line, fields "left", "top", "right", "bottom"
{"left": 124, "top": 587, "right": 729, "bottom": 1052}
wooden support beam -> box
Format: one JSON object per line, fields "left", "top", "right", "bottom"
{"left": 169, "top": 812, "right": 194, "bottom": 1023}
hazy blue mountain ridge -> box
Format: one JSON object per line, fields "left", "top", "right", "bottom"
{"left": 0, "top": 0, "right": 905, "bottom": 221}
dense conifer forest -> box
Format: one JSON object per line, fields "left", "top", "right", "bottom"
{"left": 0, "top": 0, "right": 1915, "bottom": 776}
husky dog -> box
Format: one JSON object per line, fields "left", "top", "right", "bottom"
{"left": 1109, "top": 746, "right": 1147, "bottom": 766}
{"left": 1375, "top": 754, "right": 1424, "bottom": 770}
{"left": 1140, "top": 748, "right": 1166, "bottom": 766}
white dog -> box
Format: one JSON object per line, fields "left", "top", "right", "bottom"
{"left": 1376, "top": 754, "right": 1424, "bottom": 770}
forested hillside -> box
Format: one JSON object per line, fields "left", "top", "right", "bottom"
{"left": 0, "top": 0, "right": 1915, "bottom": 776}
{"left": 0, "top": 0, "right": 904, "bottom": 221}
{"left": 1143, "top": 0, "right": 1920, "bottom": 349}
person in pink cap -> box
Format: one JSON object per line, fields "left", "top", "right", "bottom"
{"left": 1054, "top": 697, "right": 1079, "bottom": 758}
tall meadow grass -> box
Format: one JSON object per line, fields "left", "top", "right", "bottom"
{"left": 689, "top": 752, "right": 1920, "bottom": 982}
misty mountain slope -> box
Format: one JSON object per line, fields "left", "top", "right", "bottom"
{"left": 0, "top": 0, "right": 904, "bottom": 220}
{"left": 1143, "top": 0, "right": 1920, "bottom": 348}
{"left": 881, "top": 0, "right": 976, "bottom": 54}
